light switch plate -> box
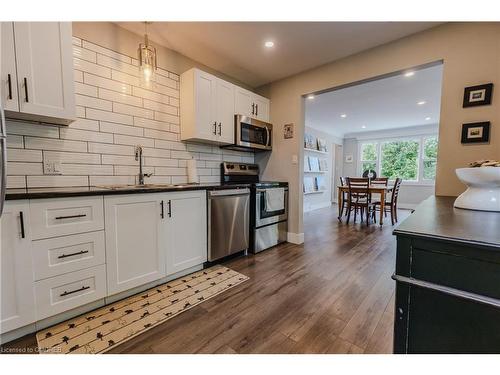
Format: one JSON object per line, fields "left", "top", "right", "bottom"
{"left": 292, "top": 155, "right": 298, "bottom": 164}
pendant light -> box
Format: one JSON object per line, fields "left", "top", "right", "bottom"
{"left": 138, "top": 22, "right": 157, "bottom": 84}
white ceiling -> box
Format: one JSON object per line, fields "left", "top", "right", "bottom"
{"left": 305, "top": 64, "right": 444, "bottom": 138}
{"left": 117, "top": 22, "right": 441, "bottom": 87}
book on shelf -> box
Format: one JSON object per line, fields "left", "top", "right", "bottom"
{"left": 319, "top": 158, "right": 328, "bottom": 171}
{"left": 304, "top": 176, "right": 316, "bottom": 193}
{"left": 304, "top": 155, "right": 311, "bottom": 172}
{"left": 304, "top": 133, "right": 317, "bottom": 150}
{"left": 315, "top": 176, "right": 327, "bottom": 191}
{"left": 317, "top": 138, "right": 328, "bottom": 153}
{"left": 308, "top": 156, "right": 320, "bottom": 172}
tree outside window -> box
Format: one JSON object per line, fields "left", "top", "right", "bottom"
{"left": 380, "top": 140, "right": 419, "bottom": 181}
{"left": 360, "top": 143, "right": 377, "bottom": 173}
{"left": 423, "top": 136, "right": 438, "bottom": 180}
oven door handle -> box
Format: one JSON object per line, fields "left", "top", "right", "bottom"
{"left": 265, "top": 126, "right": 271, "bottom": 147}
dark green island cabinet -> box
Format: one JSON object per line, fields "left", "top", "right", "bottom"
{"left": 393, "top": 196, "right": 500, "bottom": 353}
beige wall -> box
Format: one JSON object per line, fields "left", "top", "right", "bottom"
{"left": 72, "top": 22, "right": 252, "bottom": 89}
{"left": 257, "top": 22, "right": 500, "bottom": 237}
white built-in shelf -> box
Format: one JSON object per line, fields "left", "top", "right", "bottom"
{"left": 304, "top": 170, "right": 328, "bottom": 174}
{"left": 303, "top": 190, "right": 326, "bottom": 195}
{"left": 304, "top": 148, "right": 328, "bottom": 155}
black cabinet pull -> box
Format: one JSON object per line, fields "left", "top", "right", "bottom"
{"left": 58, "top": 250, "right": 89, "bottom": 259}
{"left": 255, "top": 104, "right": 258, "bottom": 116}
{"left": 251, "top": 103, "right": 255, "bottom": 115}
{"left": 60, "top": 286, "right": 90, "bottom": 297}
{"left": 19, "top": 211, "right": 25, "bottom": 239}
{"left": 55, "top": 214, "right": 87, "bottom": 220}
{"left": 167, "top": 200, "right": 172, "bottom": 217}
{"left": 7, "top": 74, "right": 13, "bottom": 100}
{"left": 218, "top": 122, "right": 222, "bottom": 136}
{"left": 213, "top": 121, "right": 217, "bottom": 135}
{"left": 160, "top": 200, "right": 165, "bottom": 219}
{"left": 23, "top": 77, "right": 28, "bottom": 102}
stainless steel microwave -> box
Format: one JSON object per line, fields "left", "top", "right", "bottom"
{"left": 232, "top": 114, "right": 272, "bottom": 152}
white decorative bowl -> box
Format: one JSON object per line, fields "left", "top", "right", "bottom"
{"left": 454, "top": 167, "right": 500, "bottom": 212}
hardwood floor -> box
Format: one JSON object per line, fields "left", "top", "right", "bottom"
{"left": 3, "top": 205, "right": 408, "bottom": 354}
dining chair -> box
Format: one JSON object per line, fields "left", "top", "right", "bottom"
{"left": 373, "top": 178, "right": 402, "bottom": 225}
{"left": 346, "top": 177, "right": 375, "bottom": 225}
{"left": 339, "top": 177, "right": 348, "bottom": 217}
{"left": 369, "top": 177, "right": 389, "bottom": 211}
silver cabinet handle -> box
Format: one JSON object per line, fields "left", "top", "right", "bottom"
{"left": 60, "top": 286, "right": 90, "bottom": 297}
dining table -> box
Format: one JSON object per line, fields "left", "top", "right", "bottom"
{"left": 337, "top": 185, "right": 393, "bottom": 225}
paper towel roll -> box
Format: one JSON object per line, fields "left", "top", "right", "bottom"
{"left": 187, "top": 158, "right": 199, "bottom": 184}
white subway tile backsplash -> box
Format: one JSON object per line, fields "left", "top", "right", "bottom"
{"left": 7, "top": 149, "right": 43, "bottom": 162}
{"left": 74, "top": 58, "right": 111, "bottom": 78}
{"left": 60, "top": 127, "right": 114, "bottom": 143}
{"left": 99, "top": 88, "right": 142, "bottom": 107}
{"left": 6, "top": 120, "right": 59, "bottom": 138}
{"left": 73, "top": 45, "right": 97, "bottom": 63}
{"left": 6, "top": 37, "right": 253, "bottom": 189}
{"left": 27, "top": 176, "right": 89, "bottom": 188}
{"left": 88, "top": 142, "right": 134, "bottom": 156}
{"left": 113, "top": 102, "right": 153, "bottom": 119}
{"left": 25, "top": 137, "right": 87, "bottom": 152}
{"left": 44, "top": 151, "right": 101, "bottom": 165}
{"left": 7, "top": 176, "right": 26, "bottom": 189}
{"left": 75, "top": 94, "right": 113, "bottom": 111}
{"left": 114, "top": 134, "right": 154, "bottom": 148}
{"left": 82, "top": 41, "right": 131, "bottom": 63}
{"left": 7, "top": 162, "right": 44, "bottom": 175}
{"left": 100, "top": 122, "right": 143, "bottom": 137}
{"left": 86, "top": 108, "right": 133, "bottom": 125}
{"left": 84, "top": 73, "right": 132, "bottom": 95}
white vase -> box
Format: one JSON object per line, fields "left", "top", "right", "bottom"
{"left": 454, "top": 167, "right": 500, "bottom": 212}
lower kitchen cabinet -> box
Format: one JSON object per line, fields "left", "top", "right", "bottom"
{"left": 0, "top": 201, "right": 36, "bottom": 334}
{"left": 105, "top": 194, "right": 167, "bottom": 295}
{"left": 165, "top": 191, "right": 207, "bottom": 276}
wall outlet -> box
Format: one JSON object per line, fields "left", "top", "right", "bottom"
{"left": 43, "top": 161, "right": 62, "bottom": 175}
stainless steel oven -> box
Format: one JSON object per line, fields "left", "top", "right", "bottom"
{"left": 234, "top": 115, "right": 272, "bottom": 151}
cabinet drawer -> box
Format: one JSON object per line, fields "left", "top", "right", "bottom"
{"left": 34, "top": 264, "right": 106, "bottom": 320}
{"left": 29, "top": 196, "right": 104, "bottom": 239}
{"left": 32, "top": 231, "right": 105, "bottom": 281}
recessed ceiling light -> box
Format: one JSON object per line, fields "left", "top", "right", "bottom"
{"left": 361, "top": 125, "right": 366, "bottom": 129}
{"left": 307, "top": 94, "right": 315, "bottom": 100}
{"left": 425, "top": 117, "right": 431, "bottom": 121}
{"left": 417, "top": 101, "right": 426, "bottom": 105}
{"left": 404, "top": 71, "right": 415, "bottom": 77}
{"left": 264, "top": 41, "right": 274, "bottom": 48}
{"left": 340, "top": 114, "right": 347, "bottom": 118}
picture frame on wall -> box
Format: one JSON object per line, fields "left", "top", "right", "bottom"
{"left": 461, "top": 121, "right": 490, "bottom": 144}
{"left": 304, "top": 133, "right": 317, "bottom": 150}
{"left": 463, "top": 83, "right": 493, "bottom": 107}
{"left": 317, "top": 138, "right": 328, "bottom": 152}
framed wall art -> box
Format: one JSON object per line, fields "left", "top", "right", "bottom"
{"left": 463, "top": 83, "right": 493, "bottom": 107}
{"left": 461, "top": 121, "right": 490, "bottom": 144}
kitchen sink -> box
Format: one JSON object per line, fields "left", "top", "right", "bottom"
{"left": 96, "top": 184, "right": 178, "bottom": 190}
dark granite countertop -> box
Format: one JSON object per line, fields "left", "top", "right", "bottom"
{"left": 394, "top": 196, "right": 500, "bottom": 248}
{"left": 5, "top": 183, "right": 251, "bottom": 200}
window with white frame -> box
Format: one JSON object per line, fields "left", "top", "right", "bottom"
{"left": 358, "top": 135, "right": 438, "bottom": 184}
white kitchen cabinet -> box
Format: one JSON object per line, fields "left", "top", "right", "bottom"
{"left": 0, "top": 201, "right": 36, "bottom": 334}
{"left": 181, "top": 68, "right": 236, "bottom": 145}
{"left": 1, "top": 23, "right": 20, "bottom": 112}
{"left": 105, "top": 194, "right": 167, "bottom": 295}
{"left": 1, "top": 22, "right": 75, "bottom": 125}
{"left": 235, "top": 86, "right": 270, "bottom": 122}
{"left": 165, "top": 191, "right": 207, "bottom": 276}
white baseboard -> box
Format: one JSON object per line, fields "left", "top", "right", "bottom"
{"left": 287, "top": 232, "right": 304, "bottom": 244}
{"left": 303, "top": 201, "right": 332, "bottom": 213}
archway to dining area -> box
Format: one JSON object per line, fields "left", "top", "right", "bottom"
{"left": 302, "top": 61, "right": 443, "bottom": 227}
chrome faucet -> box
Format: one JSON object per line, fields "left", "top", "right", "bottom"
{"left": 135, "top": 145, "right": 153, "bottom": 185}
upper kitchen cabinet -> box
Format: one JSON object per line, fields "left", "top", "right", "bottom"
{"left": 1, "top": 22, "right": 75, "bottom": 125}
{"left": 234, "top": 86, "right": 270, "bottom": 122}
{"left": 180, "top": 68, "right": 270, "bottom": 145}
{"left": 180, "top": 68, "right": 235, "bottom": 145}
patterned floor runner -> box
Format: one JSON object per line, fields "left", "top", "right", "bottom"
{"left": 36, "top": 265, "right": 248, "bottom": 354}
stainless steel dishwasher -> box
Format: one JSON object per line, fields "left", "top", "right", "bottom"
{"left": 208, "top": 188, "right": 250, "bottom": 262}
